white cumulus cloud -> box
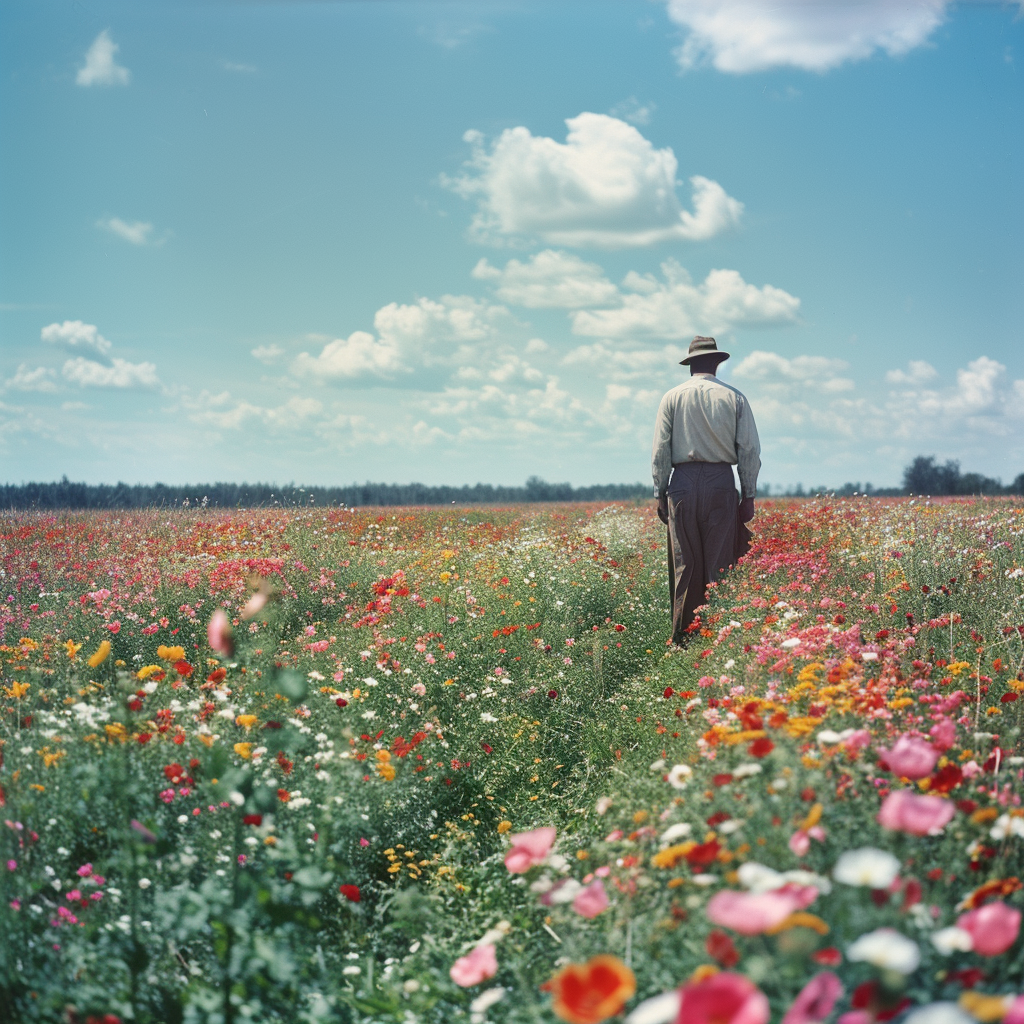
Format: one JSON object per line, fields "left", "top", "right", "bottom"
{"left": 666, "top": 0, "right": 948, "bottom": 74}
{"left": 97, "top": 217, "right": 155, "bottom": 245}
{"left": 472, "top": 251, "right": 618, "bottom": 309}
{"left": 446, "top": 113, "right": 742, "bottom": 247}
{"left": 76, "top": 30, "right": 131, "bottom": 87}
{"left": 570, "top": 260, "right": 800, "bottom": 339}
{"left": 41, "top": 321, "right": 113, "bottom": 354}
{"left": 5, "top": 364, "right": 58, "bottom": 393}
{"left": 62, "top": 356, "right": 158, "bottom": 389}
{"left": 293, "top": 296, "right": 507, "bottom": 380}
{"left": 251, "top": 344, "right": 284, "bottom": 365}
{"left": 885, "top": 360, "right": 938, "bottom": 385}
{"left": 733, "top": 350, "right": 854, "bottom": 392}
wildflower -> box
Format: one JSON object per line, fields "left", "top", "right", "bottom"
{"left": 675, "top": 972, "right": 770, "bottom": 1024}
{"left": 157, "top": 645, "right": 186, "bottom": 662}
{"left": 207, "top": 610, "right": 234, "bottom": 656}
{"left": 233, "top": 742, "right": 253, "bottom": 760}
{"left": 88, "top": 641, "right": 111, "bottom": 668}
{"left": 572, "top": 879, "right": 609, "bottom": 919}
{"left": 504, "top": 826, "right": 556, "bottom": 873}
{"left": 878, "top": 735, "right": 939, "bottom": 780}
{"left": 338, "top": 884, "right": 360, "bottom": 903}
{"left": 137, "top": 878, "right": 151, "bottom": 889}
{"left": 781, "top": 973, "right": 843, "bottom": 1024}
{"left": 877, "top": 789, "right": 955, "bottom": 835}
{"left": 955, "top": 901, "right": 1021, "bottom": 955}
{"left": 900, "top": 1005, "right": 973, "bottom": 1024}
{"left": 706, "top": 929, "right": 739, "bottom": 968}
{"left": 990, "top": 813, "right": 1024, "bottom": 840}
{"left": 833, "top": 848, "right": 901, "bottom": 888}
{"left": 450, "top": 943, "right": 497, "bottom": 987}
{"left": 847, "top": 928, "right": 920, "bottom": 974}
{"left": 706, "top": 889, "right": 805, "bottom": 935}
{"left": 667, "top": 764, "right": 692, "bottom": 789}
{"left": 624, "top": 992, "right": 682, "bottom": 1024}
{"left": 542, "top": 955, "right": 636, "bottom": 1024}
{"left": 930, "top": 927, "right": 973, "bottom": 955}
{"left": 235, "top": 714, "right": 258, "bottom": 733}
{"left": 64, "top": 640, "right": 82, "bottom": 659}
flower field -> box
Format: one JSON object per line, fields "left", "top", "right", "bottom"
{"left": 1, "top": 498, "right": 1022, "bottom": 1024}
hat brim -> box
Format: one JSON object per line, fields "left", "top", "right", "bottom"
{"left": 680, "top": 350, "right": 730, "bottom": 366}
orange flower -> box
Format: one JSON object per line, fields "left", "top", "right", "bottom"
{"left": 542, "top": 955, "right": 636, "bottom": 1024}
{"left": 157, "top": 644, "right": 186, "bottom": 662}
{"left": 88, "top": 641, "right": 111, "bottom": 668}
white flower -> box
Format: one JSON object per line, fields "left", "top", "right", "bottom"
{"left": 342, "top": 965, "right": 361, "bottom": 976}
{"left": 625, "top": 991, "right": 682, "bottom": 1024}
{"left": 649, "top": 758, "right": 667, "bottom": 772}
{"left": 719, "top": 819, "right": 743, "bottom": 835}
{"left": 901, "top": 1004, "right": 974, "bottom": 1024}
{"left": 781, "top": 638, "right": 801, "bottom": 649}
{"left": 470, "top": 987, "right": 505, "bottom": 1015}
{"left": 862, "top": 652, "right": 879, "bottom": 662}
{"left": 660, "top": 823, "right": 693, "bottom": 845}
{"left": 138, "top": 878, "right": 152, "bottom": 889}
{"left": 833, "top": 848, "right": 901, "bottom": 889}
{"left": 361, "top": 710, "right": 377, "bottom": 720}
{"left": 990, "top": 813, "right": 1024, "bottom": 840}
{"left": 930, "top": 927, "right": 973, "bottom": 955}
{"left": 177, "top": 815, "right": 189, "bottom": 824}
{"left": 595, "top": 797, "right": 613, "bottom": 816}
{"left": 480, "top": 712, "right": 498, "bottom": 723}
{"left": 732, "top": 762, "right": 762, "bottom": 779}
{"left": 691, "top": 873, "right": 718, "bottom": 886}
{"left": 666, "top": 764, "right": 692, "bottom": 789}
{"left": 847, "top": 928, "right": 920, "bottom": 974}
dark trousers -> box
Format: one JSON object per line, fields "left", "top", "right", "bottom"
{"left": 667, "top": 462, "right": 739, "bottom": 644}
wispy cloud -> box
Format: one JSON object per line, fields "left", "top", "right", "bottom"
{"left": 4, "top": 364, "right": 57, "bottom": 393}
{"left": 222, "top": 60, "right": 257, "bottom": 74}
{"left": 76, "top": 30, "right": 131, "bottom": 87}
{"left": 62, "top": 356, "right": 159, "bottom": 389}
{"left": 251, "top": 344, "right": 284, "bottom": 365}
{"left": 96, "top": 217, "right": 161, "bottom": 246}
{"left": 609, "top": 97, "right": 656, "bottom": 126}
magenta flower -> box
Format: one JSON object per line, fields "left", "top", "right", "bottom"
{"left": 5, "top": 860, "right": 16, "bottom": 872}
{"left": 706, "top": 889, "right": 803, "bottom": 935}
{"left": 504, "top": 826, "right": 556, "bottom": 874}
{"left": 675, "top": 971, "right": 770, "bottom": 1024}
{"left": 207, "top": 609, "right": 234, "bottom": 656}
{"left": 449, "top": 943, "right": 498, "bottom": 987}
{"left": 1003, "top": 995, "right": 1024, "bottom": 1024}
{"left": 572, "top": 879, "right": 609, "bottom": 919}
{"left": 956, "top": 901, "right": 1021, "bottom": 956}
{"left": 877, "top": 789, "right": 955, "bottom": 835}
{"left": 782, "top": 972, "right": 843, "bottom": 1024}
{"left": 76, "top": 863, "right": 93, "bottom": 877}
{"left": 878, "top": 735, "right": 938, "bottom": 780}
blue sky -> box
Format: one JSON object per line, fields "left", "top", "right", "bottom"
{"left": 1, "top": 0, "right": 1021, "bottom": 489}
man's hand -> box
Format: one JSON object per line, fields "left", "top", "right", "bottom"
{"left": 657, "top": 493, "right": 669, "bottom": 525}
{"left": 739, "top": 496, "right": 755, "bottom": 523}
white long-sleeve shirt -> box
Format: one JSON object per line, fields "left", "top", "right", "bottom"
{"left": 651, "top": 373, "right": 761, "bottom": 498}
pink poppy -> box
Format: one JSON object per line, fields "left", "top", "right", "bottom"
{"left": 706, "top": 889, "right": 803, "bottom": 935}
{"left": 877, "top": 789, "right": 955, "bottom": 835}
{"left": 782, "top": 972, "right": 843, "bottom": 1024}
{"left": 572, "top": 879, "right": 609, "bottom": 919}
{"left": 1003, "top": 995, "right": 1024, "bottom": 1024}
{"left": 207, "top": 609, "right": 234, "bottom": 657}
{"left": 504, "top": 826, "right": 556, "bottom": 874}
{"left": 675, "top": 971, "right": 770, "bottom": 1024}
{"left": 956, "top": 901, "right": 1021, "bottom": 956}
{"left": 878, "top": 735, "right": 938, "bottom": 780}
{"left": 449, "top": 943, "right": 498, "bottom": 987}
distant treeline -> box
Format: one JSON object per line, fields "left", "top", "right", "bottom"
{"left": 2, "top": 458, "right": 1021, "bottom": 510}
{"left": 761, "top": 456, "right": 1024, "bottom": 499}
{"left": 0, "top": 475, "right": 650, "bottom": 510}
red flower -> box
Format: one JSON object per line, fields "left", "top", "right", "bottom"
{"left": 136, "top": 733, "right": 152, "bottom": 745}
{"left": 706, "top": 929, "right": 740, "bottom": 968}
{"left": 685, "top": 840, "right": 721, "bottom": 866}
{"left": 749, "top": 737, "right": 774, "bottom": 758}
{"left": 548, "top": 690, "right": 558, "bottom": 699}
{"left": 1002, "top": 692, "right": 1018, "bottom": 703}
{"left": 927, "top": 763, "right": 963, "bottom": 794}
{"left": 664, "top": 687, "right": 674, "bottom": 698}
{"left": 206, "top": 668, "right": 227, "bottom": 684}
{"left": 712, "top": 773, "right": 734, "bottom": 787}
{"left": 174, "top": 660, "right": 193, "bottom": 677}
{"left": 339, "top": 884, "right": 361, "bottom": 903}
{"left": 243, "top": 814, "right": 262, "bottom": 826}
{"left": 163, "top": 763, "right": 184, "bottom": 781}
{"left": 336, "top": 698, "right": 348, "bottom": 707}
{"left": 812, "top": 947, "right": 842, "bottom": 966}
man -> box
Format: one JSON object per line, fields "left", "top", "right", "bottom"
{"left": 652, "top": 336, "right": 760, "bottom": 645}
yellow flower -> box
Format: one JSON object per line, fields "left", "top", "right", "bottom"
{"left": 652, "top": 842, "right": 696, "bottom": 869}
{"left": 19, "top": 638, "right": 39, "bottom": 651}
{"left": 375, "top": 749, "right": 391, "bottom": 762}
{"left": 959, "top": 993, "right": 1012, "bottom": 1023}
{"left": 4, "top": 681, "right": 30, "bottom": 700}
{"left": 87, "top": 641, "right": 111, "bottom": 668}
{"left": 104, "top": 722, "right": 126, "bottom": 742}
{"left": 766, "top": 912, "right": 829, "bottom": 935}
{"left": 157, "top": 645, "right": 186, "bottom": 662}
{"left": 233, "top": 742, "right": 253, "bottom": 760}
{"left": 497, "top": 821, "right": 512, "bottom": 833}
{"left": 377, "top": 762, "right": 396, "bottom": 781}
{"left": 439, "top": 571, "right": 452, "bottom": 583}
{"left": 136, "top": 665, "right": 162, "bottom": 680}
{"left": 65, "top": 640, "right": 83, "bottom": 660}
{"left": 235, "top": 714, "right": 258, "bottom": 733}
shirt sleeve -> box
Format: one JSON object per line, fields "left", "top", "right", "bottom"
{"left": 651, "top": 393, "right": 674, "bottom": 497}
{"left": 735, "top": 395, "right": 761, "bottom": 498}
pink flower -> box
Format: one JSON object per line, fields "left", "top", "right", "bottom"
{"left": 76, "top": 863, "right": 93, "bottom": 877}
{"left": 841, "top": 730, "right": 872, "bottom": 754}
{"left": 449, "top": 943, "right": 498, "bottom": 987}
{"left": 411, "top": 683, "right": 426, "bottom": 696}
{"left": 504, "top": 826, "right": 556, "bottom": 874}
{"left": 788, "top": 827, "right": 825, "bottom": 858}
{"left": 207, "top": 609, "right": 234, "bottom": 657}
{"left": 837, "top": 1013, "right": 872, "bottom": 1024}
{"left": 878, "top": 735, "right": 938, "bottom": 780}
{"left": 1003, "top": 996, "right": 1024, "bottom": 1024}
{"left": 5, "top": 860, "right": 16, "bottom": 872}
{"left": 956, "top": 901, "right": 1022, "bottom": 956}
{"left": 706, "top": 890, "right": 803, "bottom": 935}
{"left": 572, "top": 879, "right": 609, "bottom": 919}
{"left": 782, "top": 973, "right": 843, "bottom": 1024}
{"left": 877, "top": 789, "right": 955, "bottom": 835}
{"left": 675, "top": 972, "right": 770, "bottom": 1024}
{"left": 929, "top": 717, "right": 957, "bottom": 751}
